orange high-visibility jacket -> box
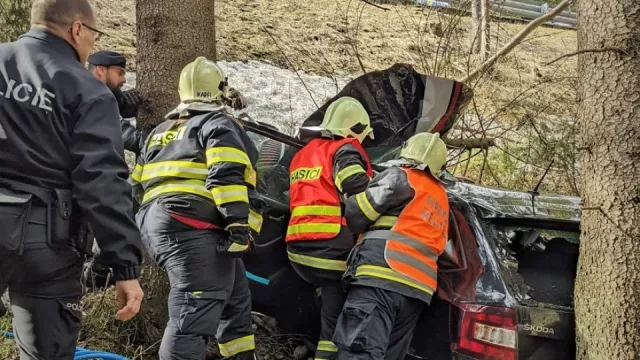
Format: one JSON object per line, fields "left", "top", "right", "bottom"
{"left": 286, "top": 137, "right": 373, "bottom": 242}
{"left": 383, "top": 167, "right": 449, "bottom": 294}
{"left": 345, "top": 166, "right": 449, "bottom": 298}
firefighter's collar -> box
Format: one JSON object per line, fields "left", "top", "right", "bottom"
{"left": 379, "top": 159, "right": 429, "bottom": 171}
{"left": 165, "top": 101, "right": 227, "bottom": 119}
{"left": 297, "top": 126, "right": 340, "bottom": 143}
{"left": 379, "top": 159, "right": 449, "bottom": 184}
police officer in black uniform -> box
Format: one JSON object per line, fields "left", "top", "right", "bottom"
{"left": 0, "top": 0, "right": 144, "bottom": 358}
{"left": 87, "top": 50, "right": 147, "bottom": 156}
{"left": 85, "top": 50, "right": 149, "bottom": 289}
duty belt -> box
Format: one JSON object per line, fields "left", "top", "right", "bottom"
{"left": 0, "top": 178, "right": 54, "bottom": 240}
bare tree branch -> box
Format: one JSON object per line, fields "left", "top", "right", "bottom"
{"left": 445, "top": 138, "right": 496, "bottom": 149}
{"left": 458, "top": 0, "right": 573, "bottom": 83}
{"left": 448, "top": 149, "right": 484, "bottom": 169}
{"left": 478, "top": 149, "right": 488, "bottom": 184}
{"left": 544, "top": 47, "right": 626, "bottom": 66}
{"left": 359, "top": 0, "right": 390, "bottom": 11}
{"left": 352, "top": 3, "right": 368, "bottom": 73}
{"left": 485, "top": 156, "right": 503, "bottom": 187}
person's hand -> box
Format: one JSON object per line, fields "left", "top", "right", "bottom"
{"left": 218, "top": 223, "right": 253, "bottom": 258}
{"left": 115, "top": 279, "right": 144, "bottom": 321}
{"left": 118, "top": 89, "right": 142, "bottom": 118}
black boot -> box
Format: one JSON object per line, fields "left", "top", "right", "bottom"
{"left": 0, "top": 301, "right": 6, "bottom": 317}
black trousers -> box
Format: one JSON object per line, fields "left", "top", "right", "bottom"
{"left": 333, "top": 285, "right": 425, "bottom": 360}
{"left": 0, "top": 204, "right": 85, "bottom": 360}
{"left": 290, "top": 262, "right": 346, "bottom": 360}
{"left": 137, "top": 201, "right": 256, "bottom": 360}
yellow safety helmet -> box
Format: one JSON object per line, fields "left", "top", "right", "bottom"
{"left": 178, "top": 56, "right": 228, "bottom": 103}
{"left": 399, "top": 132, "right": 448, "bottom": 177}
{"left": 314, "top": 96, "right": 373, "bottom": 143}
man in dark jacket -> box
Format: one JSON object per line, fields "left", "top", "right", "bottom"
{"left": 85, "top": 50, "right": 148, "bottom": 289}
{"left": 87, "top": 50, "right": 147, "bottom": 155}
{"left": 0, "top": 0, "right": 144, "bottom": 358}
{"left": 333, "top": 132, "right": 450, "bottom": 359}
{"left": 285, "top": 96, "right": 374, "bottom": 360}
{"left": 132, "top": 56, "right": 261, "bottom": 360}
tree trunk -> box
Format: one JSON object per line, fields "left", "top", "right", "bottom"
{"left": 470, "top": 0, "right": 490, "bottom": 59}
{"left": 131, "top": 0, "right": 217, "bottom": 351}
{"left": 136, "top": 0, "right": 216, "bottom": 132}
{"left": 213, "top": 0, "right": 217, "bottom": 61}
{"left": 470, "top": 0, "right": 481, "bottom": 54}
{"left": 574, "top": 0, "right": 640, "bottom": 359}
{"left": 480, "top": 0, "right": 490, "bottom": 59}
{"left": 0, "top": 0, "right": 31, "bottom": 43}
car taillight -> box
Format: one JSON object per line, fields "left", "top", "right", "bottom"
{"left": 452, "top": 303, "right": 517, "bottom": 360}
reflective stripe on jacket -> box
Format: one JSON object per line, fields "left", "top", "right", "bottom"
{"left": 344, "top": 165, "right": 449, "bottom": 301}
{"left": 286, "top": 137, "right": 373, "bottom": 242}
{"left": 131, "top": 110, "right": 263, "bottom": 233}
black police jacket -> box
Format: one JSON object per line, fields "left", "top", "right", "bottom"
{"left": 112, "top": 88, "right": 147, "bottom": 157}
{"left": 0, "top": 28, "right": 142, "bottom": 281}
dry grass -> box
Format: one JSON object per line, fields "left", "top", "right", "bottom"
{"left": 93, "top": 0, "right": 579, "bottom": 194}
{"left": 0, "top": 312, "right": 18, "bottom": 360}
{"left": 93, "top": 0, "right": 577, "bottom": 117}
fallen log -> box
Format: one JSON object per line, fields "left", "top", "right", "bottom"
{"left": 445, "top": 137, "right": 496, "bottom": 150}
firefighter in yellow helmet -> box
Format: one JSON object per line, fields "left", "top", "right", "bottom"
{"left": 333, "top": 132, "right": 450, "bottom": 359}
{"left": 131, "top": 57, "right": 262, "bottom": 360}
{"left": 286, "top": 96, "right": 374, "bottom": 360}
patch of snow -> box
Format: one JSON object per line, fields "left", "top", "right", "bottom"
{"left": 124, "top": 60, "right": 354, "bottom": 134}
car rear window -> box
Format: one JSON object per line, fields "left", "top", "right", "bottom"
{"left": 492, "top": 224, "right": 579, "bottom": 309}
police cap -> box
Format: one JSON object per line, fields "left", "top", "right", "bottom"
{"left": 87, "top": 50, "right": 126, "bottom": 69}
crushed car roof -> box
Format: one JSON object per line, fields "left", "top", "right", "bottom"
{"left": 447, "top": 181, "right": 581, "bottom": 223}
{"left": 301, "top": 63, "right": 473, "bottom": 147}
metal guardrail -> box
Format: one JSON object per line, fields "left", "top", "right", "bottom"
{"left": 413, "top": 0, "right": 577, "bottom": 29}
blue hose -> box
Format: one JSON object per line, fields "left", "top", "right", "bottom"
{"left": 1, "top": 330, "right": 129, "bottom": 360}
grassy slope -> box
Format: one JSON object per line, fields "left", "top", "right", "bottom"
{"left": 95, "top": 0, "right": 579, "bottom": 194}
{"left": 94, "top": 0, "right": 577, "bottom": 114}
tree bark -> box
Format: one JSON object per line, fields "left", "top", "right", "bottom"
{"left": 574, "top": 0, "right": 640, "bottom": 359}
{"left": 131, "top": 0, "right": 217, "bottom": 351}
{"left": 0, "top": 0, "right": 31, "bottom": 43}
{"left": 136, "top": 0, "right": 216, "bottom": 132}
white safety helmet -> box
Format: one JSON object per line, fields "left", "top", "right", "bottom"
{"left": 399, "top": 132, "right": 448, "bottom": 177}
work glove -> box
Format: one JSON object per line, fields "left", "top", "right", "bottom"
{"left": 218, "top": 223, "right": 254, "bottom": 258}
{"left": 117, "top": 89, "right": 143, "bottom": 119}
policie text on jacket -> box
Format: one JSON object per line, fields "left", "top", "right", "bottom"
{"left": 0, "top": 78, "right": 56, "bottom": 111}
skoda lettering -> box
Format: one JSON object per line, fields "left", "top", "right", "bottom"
{"left": 523, "top": 323, "right": 555, "bottom": 335}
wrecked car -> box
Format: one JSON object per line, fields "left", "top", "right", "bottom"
{"left": 237, "top": 64, "right": 580, "bottom": 360}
